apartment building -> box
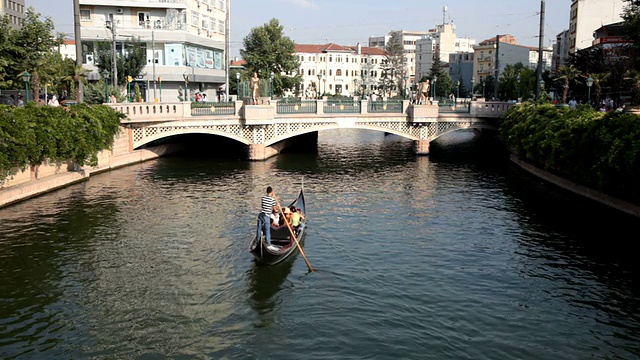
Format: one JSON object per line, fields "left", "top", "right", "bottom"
{"left": 369, "top": 30, "right": 427, "bottom": 83}
{"left": 472, "top": 35, "right": 551, "bottom": 84}
{"left": 296, "top": 43, "right": 387, "bottom": 97}
{"left": 79, "top": 0, "right": 228, "bottom": 102}
{"left": 568, "top": 0, "right": 625, "bottom": 54}
{"left": 552, "top": 30, "right": 570, "bottom": 72}
{"left": 415, "top": 23, "right": 476, "bottom": 81}
{"left": 1, "top": 0, "right": 25, "bottom": 29}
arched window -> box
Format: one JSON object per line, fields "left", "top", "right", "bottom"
{"left": 336, "top": 69, "right": 342, "bottom": 76}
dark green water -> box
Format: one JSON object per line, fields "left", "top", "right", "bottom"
{"left": 1, "top": 129, "right": 639, "bottom": 359}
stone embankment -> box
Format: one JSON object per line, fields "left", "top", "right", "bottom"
{"left": 511, "top": 155, "right": 640, "bottom": 218}
{"left": 0, "top": 127, "right": 178, "bottom": 209}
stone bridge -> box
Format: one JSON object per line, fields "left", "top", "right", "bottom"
{"left": 108, "top": 99, "right": 515, "bottom": 160}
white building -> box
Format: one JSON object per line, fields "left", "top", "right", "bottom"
{"left": 295, "top": 43, "right": 387, "bottom": 97}
{"left": 369, "top": 30, "right": 427, "bottom": 83}
{"left": 58, "top": 39, "right": 77, "bottom": 61}
{"left": 473, "top": 35, "right": 552, "bottom": 82}
{"left": 0, "top": 0, "right": 25, "bottom": 29}
{"left": 568, "top": 0, "right": 625, "bottom": 54}
{"left": 78, "top": 0, "right": 229, "bottom": 102}
{"left": 415, "top": 23, "right": 476, "bottom": 81}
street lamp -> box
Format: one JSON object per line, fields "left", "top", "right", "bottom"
{"left": 404, "top": 75, "right": 409, "bottom": 99}
{"left": 456, "top": 80, "right": 460, "bottom": 103}
{"left": 517, "top": 74, "right": 521, "bottom": 100}
{"left": 482, "top": 78, "right": 485, "bottom": 98}
{"left": 182, "top": 72, "right": 189, "bottom": 101}
{"left": 20, "top": 71, "right": 31, "bottom": 102}
{"left": 270, "top": 71, "right": 275, "bottom": 97}
{"left": 317, "top": 73, "right": 322, "bottom": 99}
{"left": 432, "top": 74, "right": 438, "bottom": 100}
{"left": 236, "top": 72, "right": 240, "bottom": 97}
{"left": 586, "top": 76, "right": 594, "bottom": 106}
{"left": 471, "top": 77, "right": 475, "bottom": 97}
{"left": 538, "top": 79, "right": 545, "bottom": 100}
{"left": 102, "top": 69, "right": 110, "bottom": 103}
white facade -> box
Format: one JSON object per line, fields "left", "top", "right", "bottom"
{"left": 415, "top": 23, "right": 476, "bottom": 81}
{"left": 369, "top": 31, "right": 427, "bottom": 82}
{"left": 568, "top": 0, "right": 625, "bottom": 54}
{"left": 473, "top": 40, "right": 552, "bottom": 82}
{"left": 58, "top": 40, "right": 77, "bottom": 61}
{"left": 0, "top": 0, "right": 25, "bottom": 29}
{"left": 296, "top": 43, "right": 387, "bottom": 97}
{"left": 78, "top": 0, "right": 228, "bottom": 102}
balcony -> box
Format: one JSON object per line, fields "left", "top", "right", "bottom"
{"left": 79, "top": 0, "right": 187, "bottom": 9}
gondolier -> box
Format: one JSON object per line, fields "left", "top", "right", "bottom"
{"left": 257, "top": 186, "right": 277, "bottom": 250}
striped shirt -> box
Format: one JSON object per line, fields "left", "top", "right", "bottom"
{"left": 260, "top": 195, "right": 276, "bottom": 215}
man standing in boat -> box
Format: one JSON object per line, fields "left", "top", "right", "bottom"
{"left": 257, "top": 186, "right": 278, "bottom": 250}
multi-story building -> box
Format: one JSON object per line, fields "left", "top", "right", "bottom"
{"left": 1, "top": 0, "right": 26, "bottom": 29}
{"left": 369, "top": 30, "right": 427, "bottom": 83}
{"left": 415, "top": 23, "right": 476, "bottom": 81}
{"left": 58, "top": 39, "right": 77, "bottom": 61}
{"left": 568, "top": 0, "right": 625, "bottom": 54}
{"left": 448, "top": 52, "right": 475, "bottom": 95}
{"left": 591, "top": 21, "right": 631, "bottom": 60}
{"left": 552, "top": 30, "right": 570, "bottom": 72}
{"left": 79, "top": 0, "right": 229, "bottom": 102}
{"left": 472, "top": 35, "right": 552, "bottom": 85}
{"left": 296, "top": 43, "right": 387, "bottom": 97}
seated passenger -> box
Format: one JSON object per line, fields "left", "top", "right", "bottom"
{"left": 281, "top": 207, "right": 292, "bottom": 226}
{"left": 290, "top": 206, "right": 305, "bottom": 232}
{"left": 270, "top": 208, "right": 280, "bottom": 228}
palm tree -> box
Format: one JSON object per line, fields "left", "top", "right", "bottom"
{"left": 62, "top": 64, "right": 88, "bottom": 102}
{"left": 554, "top": 65, "right": 581, "bottom": 104}
{"left": 623, "top": 69, "right": 640, "bottom": 106}
{"left": 589, "top": 72, "right": 610, "bottom": 107}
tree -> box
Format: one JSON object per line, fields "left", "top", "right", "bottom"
{"left": 62, "top": 64, "right": 89, "bottom": 101}
{"left": 623, "top": 0, "right": 640, "bottom": 68}
{"left": 240, "top": 18, "right": 299, "bottom": 96}
{"left": 379, "top": 31, "right": 403, "bottom": 97}
{"left": 94, "top": 38, "right": 146, "bottom": 87}
{"left": 554, "top": 64, "right": 581, "bottom": 103}
{"left": 0, "top": 7, "right": 61, "bottom": 94}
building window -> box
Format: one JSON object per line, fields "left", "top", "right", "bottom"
{"left": 218, "top": 19, "right": 225, "bottom": 33}
{"left": 138, "top": 12, "right": 150, "bottom": 29}
{"left": 79, "top": 9, "right": 90, "bottom": 21}
{"left": 202, "top": 15, "right": 208, "bottom": 29}
{"left": 336, "top": 69, "right": 342, "bottom": 76}
{"left": 218, "top": 0, "right": 225, "bottom": 10}
{"left": 191, "top": 11, "right": 199, "bottom": 27}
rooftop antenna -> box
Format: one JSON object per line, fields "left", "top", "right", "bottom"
{"left": 442, "top": 6, "right": 447, "bottom": 25}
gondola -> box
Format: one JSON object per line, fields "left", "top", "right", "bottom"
{"left": 249, "top": 188, "right": 306, "bottom": 265}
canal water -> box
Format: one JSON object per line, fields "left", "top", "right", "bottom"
{"left": 1, "top": 130, "right": 639, "bottom": 359}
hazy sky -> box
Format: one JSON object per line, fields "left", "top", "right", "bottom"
{"left": 27, "top": 0, "right": 570, "bottom": 57}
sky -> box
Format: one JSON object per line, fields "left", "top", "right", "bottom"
{"left": 26, "top": 0, "right": 569, "bottom": 57}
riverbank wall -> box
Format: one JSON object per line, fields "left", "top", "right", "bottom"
{"left": 511, "top": 155, "right": 640, "bottom": 218}
{"left": 0, "top": 126, "right": 179, "bottom": 209}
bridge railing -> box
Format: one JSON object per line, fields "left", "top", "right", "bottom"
{"left": 276, "top": 99, "right": 317, "bottom": 114}
{"left": 470, "top": 101, "right": 517, "bottom": 118}
{"left": 191, "top": 101, "right": 236, "bottom": 116}
{"left": 368, "top": 100, "right": 403, "bottom": 113}
{"left": 323, "top": 99, "right": 361, "bottom": 114}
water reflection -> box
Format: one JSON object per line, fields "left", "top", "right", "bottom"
{"left": 246, "top": 259, "right": 296, "bottom": 328}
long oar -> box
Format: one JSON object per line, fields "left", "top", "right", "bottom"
{"left": 274, "top": 194, "right": 314, "bottom": 272}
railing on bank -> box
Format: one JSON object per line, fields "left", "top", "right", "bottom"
{"left": 323, "top": 99, "right": 361, "bottom": 114}
{"left": 368, "top": 100, "right": 403, "bottom": 113}
{"left": 191, "top": 101, "right": 236, "bottom": 116}
{"left": 276, "top": 99, "right": 317, "bottom": 114}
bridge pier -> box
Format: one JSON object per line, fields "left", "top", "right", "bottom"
{"left": 248, "top": 144, "right": 279, "bottom": 161}
{"left": 413, "top": 140, "right": 430, "bottom": 155}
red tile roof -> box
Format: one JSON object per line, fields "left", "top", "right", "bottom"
{"left": 295, "top": 43, "right": 387, "bottom": 56}
{"left": 230, "top": 59, "right": 246, "bottom": 66}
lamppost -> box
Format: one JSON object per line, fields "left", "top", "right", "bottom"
{"left": 432, "top": 74, "right": 437, "bottom": 100}
{"left": 456, "top": 80, "right": 460, "bottom": 103}
{"left": 236, "top": 72, "right": 240, "bottom": 98}
{"left": 317, "top": 73, "right": 322, "bottom": 99}
{"left": 353, "top": 78, "right": 357, "bottom": 97}
{"left": 482, "top": 78, "right": 486, "bottom": 98}
{"left": 586, "top": 76, "right": 594, "bottom": 106}
{"left": 102, "top": 69, "right": 110, "bottom": 103}
{"left": 517, "top": 74, "right": 521, "bottom": 100}
{"left": 404, "top": 74, "right": 409, "bottom": 99}
{"left": 270, "top": 71, "right": 275, "bottom": 97}
{"left": 182, "top": 72, "right": 189, "bottom": 101}
{"left": 471, "top": 77, "right": 475, "bottom": 97}
{"left": 20, "top": 71, "right": 31, "bottom": 103}
{"left": 538, "top": 79, "right": 545, "bottom": 100}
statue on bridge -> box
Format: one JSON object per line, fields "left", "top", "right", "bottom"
{"left": 417, "top": 80, "right": 430, "bottom": 105}
{"left": 250, "top": 72, "right": 260, "bottom": 105}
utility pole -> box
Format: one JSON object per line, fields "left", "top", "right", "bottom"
{"left": 73, "top": 0, "right": 83, "bottom": 102}
{"left": 106, "top": 15, "right": 118, "bottom": 89}
{"left": 494, "top": 34, "right": 500, "bottom": 100}
{"left": 535, "top": 0, "right": 545, "bottom": 100}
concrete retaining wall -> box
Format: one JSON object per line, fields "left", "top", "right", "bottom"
{"left": 0, "top": 126, "right": 179, "bottom": 209}
{"left": 511, "top": 155, "right": 640, "bottom": 218}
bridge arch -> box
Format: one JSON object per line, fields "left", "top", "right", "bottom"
{"left": 133, "top": 127, "right": 251, "bottom": 150}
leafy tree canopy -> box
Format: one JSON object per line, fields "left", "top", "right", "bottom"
{"left": 94, "top": 38, "right": 147, "bottom": 86}
{"left": 240, "top": 18, "right": 299, "bottom": 96}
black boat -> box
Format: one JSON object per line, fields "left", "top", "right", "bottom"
{"left": 249, "top": 188, "right": 306, "bottom": 265}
